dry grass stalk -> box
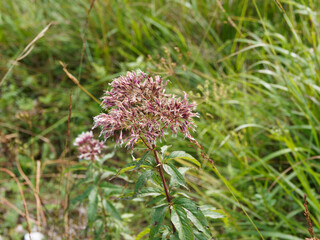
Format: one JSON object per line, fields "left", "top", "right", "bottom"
{"left": 0, "top": 22, "right": 55, "bottom": 87}
{"left": 36, "top": 161, "right": 42, "bottom": 230}
{"left": 59, "top": 61, "right": 101, "bottom": 105}
{"left": 15, "top": 157, "right": 47, "bottom": 227}
{"left": 0, "top": 197, "right": 38, "bottom": 224}
{"left": 63, "top": 90, "right": 73, "bottom": 240}
{"left": 0, "top": 168, "right": 32, "bottom": 234}
{"left": 273, "top": 0, "right": 285, "bottom": 12}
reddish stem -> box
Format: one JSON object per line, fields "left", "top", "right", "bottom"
{"left": 152, "top": 144, "right": 176, "bottom": 232}
{"left": 152, "top": 146, "right": 171, "bottom": 204}
{"left": 140, "top": 137, "right": 175, "bottom": 232}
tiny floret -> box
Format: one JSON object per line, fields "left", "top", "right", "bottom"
{"left": 74, "top": 131, "right": 105, "bottom": 160}
{"left": 93, "top": 71, "right": 198, "bottom": 149}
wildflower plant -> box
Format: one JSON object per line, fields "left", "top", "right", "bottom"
{"left": 75, "top": 71, "right": 221, "bottom": 239}
{"left": 72, "top": 131, "right": 128, "bottom": 238}
{"left": 93, "top": 71, "right": 198, "bottom": 149}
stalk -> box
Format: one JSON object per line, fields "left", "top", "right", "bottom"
{"left": 139, "top": 138, "right": 175, "bottom": 231}
{"left": 152, "top": 146, "right": 172, "bottom": 204}
{"left": 153, "top": 148, "right": 176, "bottom": 232}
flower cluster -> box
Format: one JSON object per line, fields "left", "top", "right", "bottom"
{"left": 93, "top": 71, "right": 198, "bottom": 149}
{"left": 73, "top": 131, "right": 105, "bottom": 160}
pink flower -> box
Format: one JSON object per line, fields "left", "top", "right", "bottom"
{"left": 74, "top": 131, "right": 105, "bottom": 161}
{"left": 93, "top": 71, "right": 198, "bottom": 149}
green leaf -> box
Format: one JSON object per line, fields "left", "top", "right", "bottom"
{"left": 149, "top": 204, "right": 168, "bottom": 239}
{"left": 71, "top": 185, "right": 94, "bottom": 204}
{"left": 114, "top": 152, "right": 152, "bottom": 179}
{"left": 94, "top": 219, "right": 103, "bottom": 240}
{"left": 193, "top": 230, "right": 209, "bottom": 240}
{"left": 134, "top": 151, "right": 151, "bottom": 169}
{"left": 163, "top": 163, "right": 188, "bottom": 189}
{"left": 166, "top": 151, "right": 201, "bottom": 168}
{"left": 161, "top": 226, "right": 171, "bottom": 240}
{"left": 88, "top": 186, "right": 98, "bottom": 225}
{"left": 97, "top": 151, "right": 115, "bottom": 165}
{"left": 136, "top": 187, "right": 163, "bottom": 197}
{"left": 171, "top": 206, "right": 194, "bottom": 240}
{"left": 147, "top": 194, "right": 166, "bottom": 206}
{"left": 150, "top": 171, "right": 162, "bottom": 186}
{"left": 173, "top": 197, "right": 210, "bottom": 236}
{"left": 178, "top": 167, "right": 190, "bottom": 176}
{"left": 169, "top": 232, "right": 179, "bottom": 240}
{"left": 136, "top": 227, "right": 150, "bottom": 240}
{"left": 200, "top": 205, "right": 225, "bottom": 219}
{"left": 161, "top": 145, "right": 171, "bottom": 159}
{"left": 100, "top": 169, "right": 117, "bottom": 180}
{"left": 116, "top": 163, "right": 136, "bottom": 176}
{"left": 99, "top": 182, "right": 123, "bottom": 195}
{"left": 135, "top": 170, "right": 153, "bottom": 194}
{"left": 186, "top": 211, "right": 210, "bottom": 237}
{"left": 146, "top": 155, "right": 156, "bottom": 166}
{"left": 103, "top": 200, "right": 122, "bottom": 221}
{"left": 63, "top": 164, "right": 87, "bottom": 174}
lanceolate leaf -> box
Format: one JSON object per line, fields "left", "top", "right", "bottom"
{"left": 186, "top": 210, "right": 210, "bottom": 237}
{"left": 171, "top": 205, "right": 194, "bottom": 240}
{"left": 88, "top": 186, "right": 98, "bottom": 225}
{"left": 147, "top": 194, "right": 166, "bottom": 206}
{"left": 99, "top": 182, "right": 123, "bottom": 196}
{"left": 161, "top": 145, "right": 171, "bottom": 159}
{"left": 134, "top": 151, "right": 151, "bottom": 170}
{"left": 94, "top": 219, "right": 104, "bottom": 240}
{"left": 136, "top": 187, "right": 163, "bottom": 197}
{"left": 163, "top": 163, "right": 188, "bottom": 189}
{"left": 115, "top": 162, "right": 136, "bottom": 177}
{"left": 134, "top": 170, "right": 153, "bottom": 194}
{"left": 193, "top": 230, "right": 210, "bottom": 240}
{"left": 169, "top": 232, "right": 180, "bottom": 240}
{"left": 103, "top": 200, "right": 122, "bottom": 221}
{"left": 114, "top": 152, "right": 153, "bottom": 178}
{"left": 137, "top": 228, "right": 150, "bottom": 240}
{"left": 166, "top": 151, "right": 201, "bottom": 168}
{"left": 173, "top": 197, "right": 210, "bottom": 236}
{"left": 71, "top": 184, "right": 94, "bottom": 204}
{"left": 149, "top": 204, "right": 168, "bottom": 239}
{"left": 200, "top": 205, "right": 225, "bottom": 219}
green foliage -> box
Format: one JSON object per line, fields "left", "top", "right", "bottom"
{"left": 88, "top": 186, "right": 98, "bottom": 225}
{"left": 163, "top": 163, "right": 188, "bottom": 189}
{"left": 1, "top": 0, "right": 320, "bottom": 239}
{"left": 166, "top": 151, "right": 201, "bottom": 168}
{"left": 171, "top": 205, "right": 194, "bottom": 240}
{"left": 149, "top": 205, "right": 168, "bottom": 239}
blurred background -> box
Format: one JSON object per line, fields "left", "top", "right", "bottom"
{"left": 1, "top": 0, "right": 320, "bottom": 239}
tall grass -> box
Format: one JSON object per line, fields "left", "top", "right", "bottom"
{"left": 0, "top": 0, "right": 319, "bottom": 239}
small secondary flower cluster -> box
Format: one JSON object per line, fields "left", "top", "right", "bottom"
{"left": 93, "top": 71, "right": 198, "bottom": 149}
{"left": 73, "top": 131, "right": 105, "bottom": 160}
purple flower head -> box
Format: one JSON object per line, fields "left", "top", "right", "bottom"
{"left": 74, "top": 131, "right": 105, "bottom": 161}
{"left": 93, "top": 71, "right": 198, "bottom": 149}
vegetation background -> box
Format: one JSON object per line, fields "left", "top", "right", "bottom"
{"left": 1, "top": 0, "right": 320, "bottom": 239}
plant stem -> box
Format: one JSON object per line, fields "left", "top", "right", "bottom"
{"left": 153, "top": 147, "right": 171, "bottom": 203}
{"left": 152, "top": 144, "right": 176, "bottom": 232}
{"left": 139, "top": 137, "right": 176, "bottom": 232}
